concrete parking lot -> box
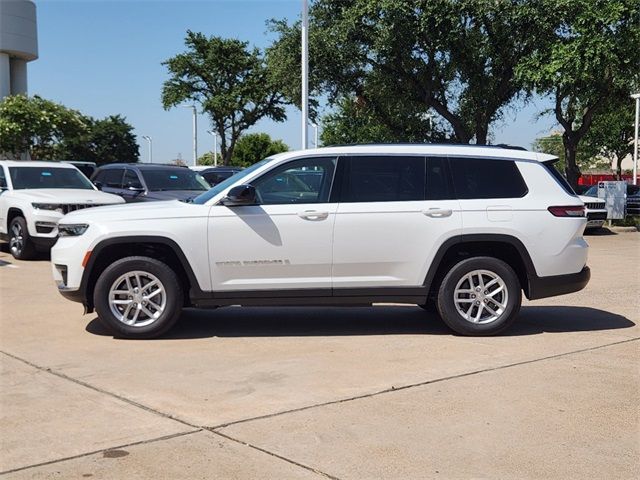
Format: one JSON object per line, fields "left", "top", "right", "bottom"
{"left": 1, "top": 232, "right": 638, "bottom": 479}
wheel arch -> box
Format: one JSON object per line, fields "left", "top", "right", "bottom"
{"left": 7, "top": 207, "right": 24, "bottom": 229}
{"left": 424, "top": 234, "right": 536, "bottom": 300}
{"left": 82, "top": 236, "right": 205, "bottom": 311}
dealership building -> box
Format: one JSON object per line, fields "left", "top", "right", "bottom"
{"left": 0, "top": 0, "right": 38, "bottom": 99}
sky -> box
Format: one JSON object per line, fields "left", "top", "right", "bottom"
{"left": 29, "top": 0, "right": 558, "bottom": 164}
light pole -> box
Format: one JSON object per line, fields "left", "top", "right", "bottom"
{"left": 142, "top": 135, "right": 152, "bottom": 163}
{"left": 632, "top": 93, "right": 640, "bottom": 186}
{"left": 311, "top": 122, "right": 319, "bottom": 148}
{"left": 301, "top": 0, "right": 309, "bottom": 149}
{"left": 182, "top": 105, "right": 198, "bottom": 166}
{"left": 207, "top": 130, "right": 218, "bottom": 167}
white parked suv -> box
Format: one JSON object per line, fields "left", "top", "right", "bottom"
{"left": 578, "top": 195, "right": 607, "bottom": 231}
{"left": 0, "top": 161, "right": 125, "bottom": 259}
{"left": 51, "top": 145, "right": 590, "bottom": 338}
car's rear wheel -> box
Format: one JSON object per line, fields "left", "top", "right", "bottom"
{"left": 9, "top": 217, "right": 36, "bottom": 260}
{"left": 436, "top": 256, "right": 521, "bottom": 336}
{"left": 94, "top": 256, "right": 183, "bottom": 339}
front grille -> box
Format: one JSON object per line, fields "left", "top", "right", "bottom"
{"left": 585, "top": 202, "right": 605, "bottom": 210}
{"left": 61, "top": 204, "right": 104, "bottom": 214}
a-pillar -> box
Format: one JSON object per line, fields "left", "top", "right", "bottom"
{"left": 10, "top": 58, "right": 28, "bottom": 95}
{"left": 0, "top": 53, "right": 10, "bottom": 99}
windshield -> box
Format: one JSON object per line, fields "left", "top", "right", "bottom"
{"left": 9, "top": 167, "right": 94, "bottom": 190}
{"left": 191, "top": 158, "right": 271, "bottom": 204}
{"left": 140, "top": 168, "right": 209, "bottom": 191}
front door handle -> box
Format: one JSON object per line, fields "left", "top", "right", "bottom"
{"left": 297, "top": 210, "right": 329, "bottom": 221}
{"left": 422, "top": 208, "right": 453, "bottom": 218}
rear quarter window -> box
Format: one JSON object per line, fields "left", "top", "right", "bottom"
{"left": 450, "top": 158, "right": 528, "bottom": 199}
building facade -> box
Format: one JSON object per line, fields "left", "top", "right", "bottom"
{"left": 0, "top": 0, "right": 38, "bottom": 99}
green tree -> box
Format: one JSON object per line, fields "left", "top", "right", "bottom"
{"left": 580, "top": 95, "right": 636, "bottom": 179}
{"left": 0, "top": 95, "right": 87, "bottom": 160}
{"left": 162, "top": 31, "right": 287, "bottom": 165}
{"left": 518, "top": 0, "right": 640, "bottom": 188}
{"left": 532, "top": 133, "right": 567, "bottom": 173}
{"left": 230, "top": 133, "right": 288, "bottom": 167}
{"left": 268, "top": 0, "right": 555, "bottom": 144}
{"left": 58, "top": 115, "right": 139, "bottom": 165}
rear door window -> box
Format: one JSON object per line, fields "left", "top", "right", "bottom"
{"left": 450, "top": 158, "right": 528, "bottom": 199}
{"left": 340, "top": 156, "right": 426, "bottom": 202}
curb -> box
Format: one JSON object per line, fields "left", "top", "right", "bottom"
{"left": 609, "top": 226, "right": 639, "bottom": 233}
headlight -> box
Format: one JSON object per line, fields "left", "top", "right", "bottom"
{"left": 32, "top": 203, "right": 64, "bottom": 214}
{"left": 58, "top": 224, "right": 89, "bottom": 237}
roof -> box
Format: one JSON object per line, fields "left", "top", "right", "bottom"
{"left": 270, "top": 144, "right": 557, "bottom": 162}
{"left": 97, "top": 163, "right": 188, "bottom": 170}
{"left": 0, "top": 160, "right": 77, "bottom": 168}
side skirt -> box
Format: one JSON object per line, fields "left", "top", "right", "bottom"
{"left": 190, "top": 287, "right": 428, "bottom": 308}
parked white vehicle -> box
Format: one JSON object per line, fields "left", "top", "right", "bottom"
{"left": 52, "top": 145, "right": 590, "bottom": 338}
{"left": 579, "top": 195, "right": 607, "bottom": 230}
{"left": 0, "top": 161, "right": 125, "bottom": 259}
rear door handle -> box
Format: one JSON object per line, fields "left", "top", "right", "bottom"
{"left": 297, "top": 210, "right": 329, "bottom": 221}
{"left": 422, "top": 208, "right": 453, "bottom": 218}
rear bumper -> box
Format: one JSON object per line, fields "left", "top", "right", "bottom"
{"left": 527, "top": 266, "right": 590, "bottom": 300}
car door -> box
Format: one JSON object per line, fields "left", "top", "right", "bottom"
{"left": 331, "top": 155, "right": 462, "bottom": 289}
{"left": 208, "top": 156, "right": 338, "bottom": 293}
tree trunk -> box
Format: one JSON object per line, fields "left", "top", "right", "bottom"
{"left": 563, "top": 137, "right": 581, "bottom": 189}
{"left": 475, "top": 123, "right": 488, "bottom": 145}
{"left": 616, "top": 155, "right": 623, "bottom": 180}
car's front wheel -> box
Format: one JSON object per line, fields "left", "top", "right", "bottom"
{"left": 436, "top": 256, "right": 521, "bottom": 336}
{"left": 94, "top": 256, "right": 183, "bottom": 339}
{"left": 9, "top": 216, "right": 36, "bottom": 260}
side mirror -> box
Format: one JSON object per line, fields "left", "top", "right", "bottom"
{"left": 93, "top": 181, "right": 103, "bottom": 190}
{"left": 128, "top": 186, "right": 145, "bottom": 194}
{"left": 222, "top": 184, "right": 257, "bottom": 206}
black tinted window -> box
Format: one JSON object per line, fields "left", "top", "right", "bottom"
{"left": 426, "top": 157, "right": 454, "bottom": 200}
{"left": 102, "top": 169, "right": 124, "bottom": 188}
{"left": 342, "top": 156, "right": 426, "bottom": 202}
{"left": 451, "top": 158, "right": 527, "bottom": 199}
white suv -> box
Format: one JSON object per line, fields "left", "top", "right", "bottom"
{"left": 0, "top": 161, "right": 125, "bottom": 259}
{"left": 51, "top": 145, "right": 590, "bottom": 338}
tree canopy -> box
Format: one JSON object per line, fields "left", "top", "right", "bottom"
{"left": 518, "top": 0, "right": 640, "bottom": 186}
{"left": 0, "top": 95, "right": 87, "bottom": 160}
{"left": 162, "top": 31, "right": 288, "bottom": 165}
{"left": 230, "top": 133, "right": 289, "bottom": 167}
{"left": 268, "top": 0, "right": 557, "bottom": 145}
{"left": 0, "top": 95, "right": 139, "bottom": 164}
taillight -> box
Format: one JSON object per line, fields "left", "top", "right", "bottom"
{"left": 547, "top": 205, "right": 585, "bottom": 217}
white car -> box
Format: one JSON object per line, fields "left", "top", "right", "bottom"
{"left": 0, "top": 161, "right": 125, "bottom": 259}
{"left": 52, "top": 145, "right": 590, "bottom": 339}
{"left": 578, "top": 195, "right": 607, "bottom": 231}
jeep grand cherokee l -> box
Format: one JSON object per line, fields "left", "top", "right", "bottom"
{"left": 51, "top": 145, "right": 590, "bottom": 338}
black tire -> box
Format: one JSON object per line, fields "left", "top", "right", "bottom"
{"left": 9, "top": 216, "right": 36, "bottom": 260}
{"left": 436, "top": 256, "right": 521, "bottom": 336}
{"left": 93, "top": 256, "right": 183, "bottom": 339}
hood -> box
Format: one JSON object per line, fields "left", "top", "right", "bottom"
{"left": 12, "top": 188, "right": 125, "bottom": 204}
{"left": 60, "top": 199, "right": 209, "bottom": 224}
{"left": 143, "top": 190, "right": 205, "bottom": 201}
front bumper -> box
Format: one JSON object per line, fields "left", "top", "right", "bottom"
{"left": 527, "top": 266, "right": 590, "bottom": 300}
